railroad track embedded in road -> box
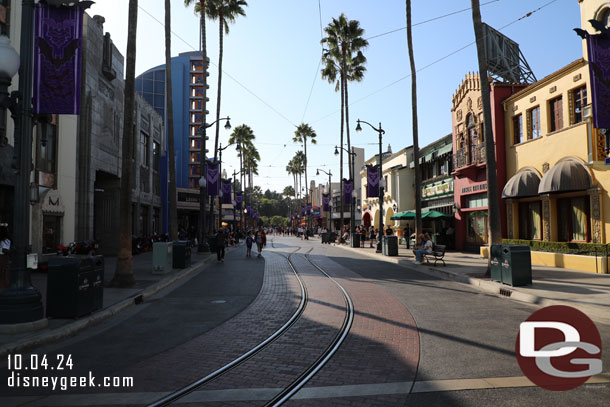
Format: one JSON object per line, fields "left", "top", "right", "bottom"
{"left": 147, "top": 244, "right": 354, "bottom": 407}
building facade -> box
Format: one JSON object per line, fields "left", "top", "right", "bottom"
{"left": 451, "top": 73, "right": 526, "bottom": 251}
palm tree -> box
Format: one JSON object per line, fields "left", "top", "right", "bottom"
{"left": 294, "top": 150, "right": 306, "bottom": 200}
{"left": 292, "top": 123, "right": 317, "bottom": 207}
{"left": 406, "top": 0, "right": 422, "bottom": 240}
{"left": 205, "top": 0, "right": 248, "bottom": 161}
{"left": 112, "top": 0, "right": 138, "bottom": 287}
{"left": 471, "top": 0, "right": 500, "bottom": 276}
{"left": 165, "top": 0, "right": 178, "bottom": 241}
{"left": 321, "top": 14, "right": 368, "bottom": 234}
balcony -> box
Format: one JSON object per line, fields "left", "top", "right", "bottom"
{"left": 452, "top": 145, "right": 486, "bottom": 176}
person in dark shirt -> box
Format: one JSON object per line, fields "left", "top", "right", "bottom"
{"left": 215, "top": 228, "right": 226, "bottom": 262}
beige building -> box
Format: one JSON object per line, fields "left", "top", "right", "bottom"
{"left": 500, "top": 0, "right": 610, "bottom": 272}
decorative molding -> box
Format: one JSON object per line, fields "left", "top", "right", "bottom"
{"left": 590, "top": 192, "right": 602, "bottom": 243}
{"left": 529, "top": 96, "right": 536, "bottom": 103}
{"left": 477, "top": 97, "right": 482, "bottom": 110}
{"left": 573, "top": 73, "right": 582, "bottom": 82}
{"left": 467, "top": 97, "right": 473, "bottom": 111}
{"left": 456, "top": 109, "right": 463, "bottom": 122}
{"left": 549, "top": 86, "right": 557, "bottom": 94}
{"left": 542, "top": 162, "right": 550, "bottom": 173}
{"left": 513, "top": 104, "right": 518, "bottom": 112}
{"left": 542, "top": 197, "right": 551, "bottom": 241}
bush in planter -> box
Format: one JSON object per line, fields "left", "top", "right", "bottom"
{"left": 502, "top": 239, "right": 607, "bottom": 257}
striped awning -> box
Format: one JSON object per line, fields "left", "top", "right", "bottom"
{"left": 538, "top": 158, "right": 592, "bottom": 194}
{"left": 502, "top": 168, "right": 541, "bottom": 199}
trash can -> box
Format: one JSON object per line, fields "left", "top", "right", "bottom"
{"left": 383, "top": 236, "right": 398, "bottom": 256}
{"left": 91, "top": 256, "right": 104, "bottom": 311}
{"left": 501, "top": 244, "right": 532, "bottom": 286}
{"left": 173, "top": 241, "right": 192, "bottom": 269}
{"left": 321, "top": 232, "right": 328, "bottom": 244}
{"left": 153, "top": 242, "right": 173, "bottom": 274}
{"left": 350, "top": 233, "right": 361, "bottom": 248}
{"left": 47, "top": 257, "right": 94, "bottom": 318}
{"left": 490, "top": 244, "right": 503, "bottom": 283}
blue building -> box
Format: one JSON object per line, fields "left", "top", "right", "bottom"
{"left": 136, "top": 51, "right": 209, "bottom": 233}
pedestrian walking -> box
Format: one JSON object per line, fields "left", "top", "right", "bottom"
{"left": 0, "top": 226, "right": 11, "bottom": 289}
{"left": 245, "top": 231, "right": 253, "bottom": 257}
{"left": 369, "top": 227, "right": 376, "bottom": 248}
{"left": 255, "top": 227, "right": 265, "bottom": 258}
{"left": 215, "top": 228, "right": 226, "bottom": 262}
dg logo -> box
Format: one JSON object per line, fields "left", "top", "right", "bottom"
{"left": 516, "top": 305, "right": 603, "bottom": 391}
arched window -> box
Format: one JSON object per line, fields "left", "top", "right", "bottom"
{"left": 599, "top": 8, "right": 610, "bottom": 29}
{"left": 467, "top": 114, "right": 478, "bottom": 163}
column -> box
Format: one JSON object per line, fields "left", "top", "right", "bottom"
{"left": 541, "top": 194, "right": 551, "bottom": 242}
{"left": 589, "top": 188, "right": 603, "bottom": 244}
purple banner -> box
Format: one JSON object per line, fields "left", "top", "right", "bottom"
{"left": 221, "top": 180, "right": 232, "bottom": 204}
{"left": 300, "top": 207, "right": 305, "bottom": 216}
{"left": 306, "top": 204, "right": 312, "bottom": 215}
{"left": 33, "top": 4, "right": 84, "bottom": 115}
{"left": 587, "top": 34, "right": 610, "bottom": 129}
{"left": 366, "top": 165, "right": 380, "bottom": 198}
{"left": 343, "top": 179, "right": 353, "bottom": 205}
{"left": 322, "top": 193, "right": 330, "bottom": 212}
{"left": 234, "top": 193, "right": 243, "bottom": 208}
{"left": 206, "top": 163, "right": 219, "bottom": 196}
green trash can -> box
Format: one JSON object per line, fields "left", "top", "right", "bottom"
{"left": 153, "top": 242, "right": 173, "bottom": 274}
{"left": 490, "top": 244, "right": 503, "bottom": 283}
{"left": 350, "top": 233, "right": 361, "bottom": 248}
{"left": 501, "top": 244, "right": 532, "bottom": 286}
{"left": 383, "top": 236, "right": 398, "bottom": 256}
{"left": 47, "top": 257, "right": 94, "bottom": 318}
{"left": 173, "top": 241, "right": 192, "bottom": 269}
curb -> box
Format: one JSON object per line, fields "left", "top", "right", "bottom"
{"left": 0, "top": 246, "right": 236, "bottom": 357}
{"left": 333, "top": 244, "right": 610, "bottom": 326}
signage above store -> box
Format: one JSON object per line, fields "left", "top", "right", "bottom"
{"left": 422, "top": 179, "right": 454, "bottom": 198}
{"left": 461, "top": 183, "right": 487, "bottom": 194}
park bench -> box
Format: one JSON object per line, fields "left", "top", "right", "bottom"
{"left": 422, "top": 244, "right": 446, "bottom": 266}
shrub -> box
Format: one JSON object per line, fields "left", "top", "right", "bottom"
{"left": 502, "top": 239, "right": 608, "bottom": 257}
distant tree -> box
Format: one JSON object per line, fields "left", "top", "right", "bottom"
{"left": 283, "top": 186, "right": 295, "bottom": 197}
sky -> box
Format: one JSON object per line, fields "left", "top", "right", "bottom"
{"left": 86, "top": 0, "right": 583, "bottom": 194}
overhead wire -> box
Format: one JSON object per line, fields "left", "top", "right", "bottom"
{"left": 311, "top": 0, "right": 560, "bottom": 124}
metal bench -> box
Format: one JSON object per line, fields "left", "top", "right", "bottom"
{"left": 423, "top": 244, "right": 446, "bottom": 266}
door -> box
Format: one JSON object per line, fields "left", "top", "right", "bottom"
{"left": 466, "top": 211, "right": 488, "bottom": 245}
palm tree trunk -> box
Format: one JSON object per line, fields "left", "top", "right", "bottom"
{"left": 342, "top": 44, "right": 352, "bottom": 180}
{"left": 165, "top": 0, "right": 178, "bottom": 241}
{"left": 213, "top": 12, "right": 224, "bottom": 161}
{"left": 113, "top": 0, "right": 138, "bottom": 287}
{"left": 339, "top": 68, "right": 345, "bottom": 235}
{"left": 472, "top": 0, "right": 501, "bottom": 276}
{"left": 406, "top": 0, "right": 422, "bottom": 238}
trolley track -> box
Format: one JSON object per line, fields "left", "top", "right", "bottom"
{"left": 147, "top": 244, "right": 354, "bottom": 407}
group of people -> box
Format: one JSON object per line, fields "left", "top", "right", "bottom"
{"left": 213, "top": 226, "right": 267, "bottom": 262}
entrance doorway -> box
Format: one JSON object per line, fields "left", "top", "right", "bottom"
{"left": 466, "top": 211, "right": 488, "bottom": 245}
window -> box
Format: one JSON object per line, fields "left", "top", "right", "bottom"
{"left": 527, "top": 106, "right": 541, "bottom": 139}
{"left": 42, "top": 215, "right": 61, "bottom": 254}
{"left": 557, "top": 196, "right": 590, "bottom": 242}
{"left": 549, "top": 96, "right": 563, "bottom": 132}
{"left": 464, "top": 193, "right": 488, "bottom": 209}
{"left": 600, "top": 8, "right": 610, "bottom": 29}
{"left": 512, "top": 114, "right": 523, "bottom": 144}
{"left": 572, "top": 86, "right": 587, "bottom": 124}
{"left": 153, "top": 141, "right": 160, "bottom": 171}
{"left": 39, "top": 121, "right": 57, "bottom": 187}
{"left": 518, "top": 202, "right": 541, "bottom": 240}
{"left": 140, "top": 132, "right": 150, "bottom": 166}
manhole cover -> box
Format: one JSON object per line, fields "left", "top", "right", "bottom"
{"left": 210, "top": 300, "right": 227, "bottom": 304}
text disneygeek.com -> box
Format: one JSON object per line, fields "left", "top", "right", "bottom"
{"left": 6, "top": 354, "right": 134, "bottom": 391}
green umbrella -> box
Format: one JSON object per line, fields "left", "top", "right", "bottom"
{"left": 423, "top": 210, "right": 453, "bottom": 219}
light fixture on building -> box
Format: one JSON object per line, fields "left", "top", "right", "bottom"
{"left": 198, "top": 176, "right": 206, "bottom": 188}
{"left": 29, "top": 183, "right": 39, "bottom": 204}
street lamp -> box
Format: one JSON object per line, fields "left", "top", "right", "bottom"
{"left": 198, "top": 116, "right": 231, "bottom": 252}
{"left": 316, "top": 168, "right": 333, "bottom": 233}
{"left": 334, "top": 145, "right": 357, "bottom": 242}
{"left": 356, "top": 119, "right": 386, "bottom": 253}
{"left": 0, "top": 1, "right": 45, "bottom": 325}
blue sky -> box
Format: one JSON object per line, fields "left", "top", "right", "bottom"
{"left": 88, "top": 0, "right": 582, "bottom": 193}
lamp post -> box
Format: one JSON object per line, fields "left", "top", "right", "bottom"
{"left": 217, "top": 142, "right": 233, "bottom": 230}
{"left": 334, "top": 145, "right": 356, "bottom": 239}
{"left": 198, "top": 116, "right": 230, "bottom": 252}
{"left": 316, "top": 168, "right": 332, "bottom": 233}
{"left": 0, "top": 0, "right": 44, "bottom": 324}
{"left": 356, "top": 119, "right": 385, "bottom": 253}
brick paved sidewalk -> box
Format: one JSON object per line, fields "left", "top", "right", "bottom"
{"left": 0, "top": 245, "right": 240, "bottom": 355}
{"left": 328, "top": 238, "right": 610, "bottom": 325}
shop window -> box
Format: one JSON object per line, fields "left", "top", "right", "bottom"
{"left": 518, "top": 201, "right": 541, "bottom": 240}
{"left": 464, "top": 193, "right": 488, "bottom": 209}
{"left": 571, "top": 85, "right": 587, "bottom": 124}
{"left": 512, "top": 114, "right": 523, "bottom": 145}
{"left": 527, "top": 106, "right": 541, "bottom": 140}
{"left": 557, "top": 196, "right": 590, "bottom": 242}
{"left": 42, "top": 215, "right": 61, "bottom": 254}
{"left": 549, "top": 96, "right": 563, "bottom": 132}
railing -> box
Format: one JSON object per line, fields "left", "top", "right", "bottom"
{"left": 453, "top": 145, "right": 487, "bottom": 169}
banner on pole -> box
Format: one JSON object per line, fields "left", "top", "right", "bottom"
{"left": 366, "top": 165, "right": 380, "bottom": 198}
{"left": 322, "top": 193, "right": 330, "bottom": 212}
{"left": 343, "top": 179, "right": 353, "bottom": 205}
{"left": 221, "top": 180, "right": 232, "bottom": 204}
{"left": 206, "top": 163, "right": 219, "bottom": 196}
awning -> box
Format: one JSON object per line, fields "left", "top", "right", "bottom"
{"left": 502, "top": 168, "right": 541, "bottom": 198}
{"left": 538, "top": 158, "right": 592, "bottom": 194}
{"left": 390, "top": 210, "right": 453, "bottom": 220}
